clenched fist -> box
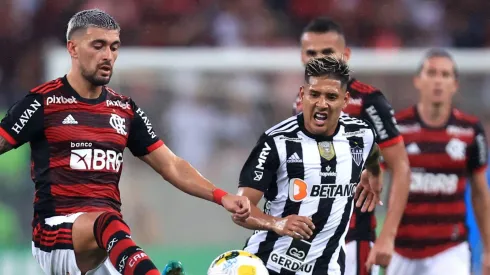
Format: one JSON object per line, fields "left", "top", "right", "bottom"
{"left": 272, "top": 215, "right": 315, "bottom": 240}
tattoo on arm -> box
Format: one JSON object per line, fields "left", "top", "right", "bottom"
{"left": 0, "top": 136, "right": 13, "bottom": 155}
{"left": 365, "top": 144, "right": 381, "bottom": 176}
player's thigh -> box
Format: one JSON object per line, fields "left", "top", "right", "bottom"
{"left": 425, "top": 242, "right": 471, "bottom": 275}
{"left": 32, "top": 213, "right": 86, "bottom": 275}
{"left": 385, "top": 252, "right": 420, "bottom": 275}
{"left": 344, "top": 241, "right": 378, "bottom": 275}
{"left": 72, "top": 211, "right": 107, "bottom": 272}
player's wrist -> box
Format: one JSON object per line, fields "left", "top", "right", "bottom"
{"left": 212, "top": 188, "right": 228, "bottom": 205}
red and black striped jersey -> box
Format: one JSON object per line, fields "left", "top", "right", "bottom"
{"left": 294, "top": 78, "right": 403, "bottom": 242}
{"left": 0, "top": 76, "right": 164, "bottom": 221}
{"left": 393, "top": 106, "right": 488, "bottom": 259}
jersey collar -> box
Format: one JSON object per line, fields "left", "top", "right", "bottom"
{"left": 297, "top": 113, "right": 340, "bottom": 141}
{"left": 62, "top": 75, "right": 108, "bottom": 105}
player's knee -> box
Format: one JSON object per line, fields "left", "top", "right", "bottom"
{"left": 93, "top": 211, "right": 131, "bottom": 250}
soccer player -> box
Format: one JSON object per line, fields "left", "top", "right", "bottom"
{"left": 386, "top": 49, "right": 490, "bottom": 275}
{"left": 234, "top": 56, "right": 382, "bottom": 274}
{"left": 293, "top": 17, "right": 411, "bottom": 274}
{"left": 0, "top": 9, "right": 250, "bottom": 275}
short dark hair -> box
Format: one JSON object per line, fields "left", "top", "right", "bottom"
{"left": 416, "top": 48, "right": 459, "bottom": 78}
{"left": 305, "top": 56, "right": 351, "bottom": 88}
{"left": 302, "top": 17, "right": 344, "bottom": 36}
{"left": 66, "top": 9, "right": 120, "bottom": 41}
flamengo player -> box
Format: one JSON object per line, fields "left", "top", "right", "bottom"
{"left": 386, "top": 49, "right": 490, "bottom": 275}
{"left": 235, "top": 56, "right": 381, "bottom": 274}
{"left": 0, "top": 9, "right": 250, "bottom": 275}
{"left": 293, "top": 18, "right": 410, "bottom": 274}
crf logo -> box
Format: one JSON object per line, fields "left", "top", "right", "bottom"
{"left": 70, "top": 149, "right": 123, "bottom": 172}
{"left": 46, "top": 95, "right": 77, "bottom": 105}
{"left": 110, "top": 114, "right": 127, "bottom": 135}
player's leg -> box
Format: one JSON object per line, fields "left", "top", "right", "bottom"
{"left": 72, "top": 211, "right": 160, "bottom": 275}
{"left": 344, "top": 240, "right": 374, "bottom": 275}
{"left": 425, "top": 242, "right": 471, "bottom": 275}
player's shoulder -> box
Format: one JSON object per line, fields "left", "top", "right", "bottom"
{"left": 105, "top": 86, "right": 131, "bottom": 102}
{"left": 339, "top": 113, "right": 371, "bottom": 128}
{"left": 264, "top": 115, "right": 299, "bottom": 138}
{"left": 394, "top": 106, "right": 417, "bottom": 122}
{"left": 29, "top": 78, "right": 64, "bottom": 95}
{"left": 452, "top": 108, "right": 480, "bottom": 126}
{"left": 348, "top": 78, "right": 380, "bottom": 95}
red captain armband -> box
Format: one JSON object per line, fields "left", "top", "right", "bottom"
{"left": 213, "top": 188, "right": 228, "bottom": 205}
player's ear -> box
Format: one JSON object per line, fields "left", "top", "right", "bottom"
{"left": 67, "top": 40, "right": 78, "bottom": 58}
{"left": 343, "top": 47, "right": 351, "bottom": 62}
{"left": 343, "top": 90, "right": 350, "bottom": 109}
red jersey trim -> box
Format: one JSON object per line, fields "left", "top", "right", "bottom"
{"left": 472, "top": 164, "right": 488, "bottom": 174}
{"left": 0, "top": 126, "right": 17, "bottom": 145}
{"left": 147, "top": 140, "right": 164, "bottom": 153}
{"left": 378, "top": 135, "right": 403, "bottom": 149}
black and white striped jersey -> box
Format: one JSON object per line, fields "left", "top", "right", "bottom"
{"left": 239, "top": 113, "right": 377, "bottom": 275}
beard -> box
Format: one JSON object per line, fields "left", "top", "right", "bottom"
{"left": 81, "top": 66, "right": 112, "bottom": 86}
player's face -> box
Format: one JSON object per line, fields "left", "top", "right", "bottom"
{"left": 414, "top": 57, "right": 458, "bottom": 106}
{"left": 69, "top": 27, "right": 121, "bottom": 86}
{"left": 300, "top": 32, "right": 351, "bottom": 66}
{"left": 300, "top": 77, "right": 349, "bottom": 136}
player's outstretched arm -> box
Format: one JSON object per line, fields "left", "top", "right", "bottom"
{"left": 233, "top": 187, "right": 315, "bottom": 240}
{"left": 0, "top": 136, "right": 13, "bottom": 155}
{"left": 470, "top": 170, "right": 490, "bottom": 272}
{"left": 377, "top": 142, "right": 410, "bottom": 237}
{"left": 140, "top": 144, "right": 250, "bottom": 219}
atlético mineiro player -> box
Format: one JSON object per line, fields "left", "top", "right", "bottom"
{"left": 293, "top": 17, "right": 411, "bottom": 274}
{"left": 0, "top": 9, "right": 250, "bottom": 275}
{"left": 386, "top": 49, "right": 490, "bottom": 275}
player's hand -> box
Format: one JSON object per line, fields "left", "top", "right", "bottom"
{"left": 365, "top": 235, "right": 394, "bottom": 271}
{"left": 355, "top": 170, "right": 383, "bottom": 212}
{"left": 272, "top": 215, "right": 315, "bottom": 240}
{"left": 482, "top": 253, "right": 490, "bottom": 275}
{"left": 222, "top": 194, "right": 251, "bottom": 221}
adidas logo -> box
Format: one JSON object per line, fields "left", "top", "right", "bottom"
{"left": 287, "top": 152, "right": 302, "bottom": 163}
{"left": 406, "top": 142, "right": 420, "bottom": 155}
{"left": 62, "top": 114, "right": 78, "bottom": 125}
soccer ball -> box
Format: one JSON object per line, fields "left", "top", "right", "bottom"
{"left": 207, "top": 250, "right": 269, "bottom": 275}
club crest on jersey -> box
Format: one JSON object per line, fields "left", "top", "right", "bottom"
{"left": 110, "top": 114, "right": 127, "bottom": 136}
{"left": 317, "top": 141, "right": 335, "bottom": 160}
{"left": 349, "top": 138, "right": 364, "bottom": 166}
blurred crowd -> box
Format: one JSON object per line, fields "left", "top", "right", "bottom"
{"left": 1, "top": 0, "right": 490, "bottom": 102}
{"left": 1, "top": 0, "right": 490, "bottom": 247}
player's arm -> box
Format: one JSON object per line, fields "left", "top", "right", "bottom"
{"left": 127, "top": 101, "right": 249, "bottom": 218}
{"left": 467, "top": 122, "right": 490, "bottom": 259}
{"left": 362, "top": 91, "right": 410, "bottom": 239}
{"left": 0, "top": 93, "right": 44, "bottom": 156}
{"left": 233, "top": 135, "right": 314, "bottom": 239}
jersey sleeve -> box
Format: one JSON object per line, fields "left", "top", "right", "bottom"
{"left": 0, "top": 93, "right": 44, "bottom": 148}
{"left": 126, "top": 100, "right": 164, "bottom": 157}
{"left": 467, "top": 121, "right": 488, "bottom": 173}
{"left": 361, "top": 91, "right": 403, "bottom": 149}
{"left": 238, "top": 134, "right": 280, "bottom": 192}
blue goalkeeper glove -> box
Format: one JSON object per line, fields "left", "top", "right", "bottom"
{"left": 162, "top": 261, "right": 185, "bottom": 275}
